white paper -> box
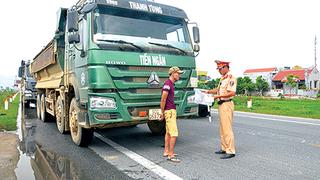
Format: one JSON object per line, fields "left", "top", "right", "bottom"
{"left": 194, "top": 89, "right": 214, "bottom": 106}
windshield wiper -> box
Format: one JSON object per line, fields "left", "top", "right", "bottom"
{"left": 148, "top": 42, "right": 188, "bottom": 55}
{"left": 96, "top": 39, "right": 144, "bottom": 52}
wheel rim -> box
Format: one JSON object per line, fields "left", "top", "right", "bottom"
{"left": 56, "top": 102, "right": 63, "bottom": 127}
{"left": 37, "top": 95, "right": 41, "bottom": 118}
{"left": 57, "top": 156, "right": 65, "bottom": 172}
{"left": 41, "top": 96, "right": 45, "bottom": 119}
{"left": 70, "top": 109, "right": 78, "bottom": 136}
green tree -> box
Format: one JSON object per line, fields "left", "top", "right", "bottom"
{"left": 237, "top": 76, "right": 255, "bottom": 95}
{"left": 285, "top": 74, "right": 299, "bottom": 96}
{"left": 197, "top": 82, "right": 209, "bottom": 89}
{"left": 197, "top": 78, "right": 220, "bottom": 90}
{"left": 255, "top": 76, "right": 269, "bottom": 96}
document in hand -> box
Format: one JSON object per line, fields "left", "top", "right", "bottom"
{"left": 194, "top": 89, "right": 214, "bottom": 106}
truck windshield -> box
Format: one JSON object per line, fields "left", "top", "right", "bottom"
{"left": 93, "top": 7, "right": 193, "bottom": 54}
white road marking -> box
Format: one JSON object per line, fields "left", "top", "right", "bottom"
{"left": 235, "top": 114, "right": 320, "bottom": 126}
{"left": 94, "top": 133, "right": 183, "bottom": 180}
{"left": 234, "top": 111, "right": 320, "bottom": 121}
{"left": 211, "top": 109, "right": 320, "bottom": 121}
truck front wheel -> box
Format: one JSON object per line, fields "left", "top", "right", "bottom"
{"left": 69, "top": 98, "right": 93, "bottom": 146}
{"left": 147, "top": 120, "right": 165, "bottom": 135}
{"left": 56, "top": 95, "right": 67, "bottom": 134}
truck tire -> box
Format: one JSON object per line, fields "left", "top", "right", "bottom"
{"left": 69, "top": 98, "right": 93, "bottom": 146}
{"left": 36, "top": 94, "right": 41, "bottom": 119}
{"left": 198, "top": 104, "right": 209, "bottom": 117}
{"left": 147, "top": 120, "right": 165, "bottom": 135}
{"left": 40, "top": 94, "right": 49, "bottom": 122}
{"left": 24, "top": 100, "right": 30, "bottom": 108}
{"left": 56, "top": 95, "right": 67, "bottom": 134}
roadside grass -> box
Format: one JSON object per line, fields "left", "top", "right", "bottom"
{"left": 0, "top": 92, "right": 19, "bottom": 131}
{"left": 230, "top": 96, "right": 320, "bottom": 119}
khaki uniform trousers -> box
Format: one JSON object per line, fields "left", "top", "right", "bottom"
{"left": 218, "top": 101, "right": 235, "bottom": 154}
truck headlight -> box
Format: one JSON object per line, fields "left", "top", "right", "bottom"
{"left": 187, "top": 95, "right": 196, "bottom": 104}
{"left": 90, "top": 97, "right": 116, "bottom": 109}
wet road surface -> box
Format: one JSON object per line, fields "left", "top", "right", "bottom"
{"left": 20, "top": 107, "right": 320, "bottom": 180}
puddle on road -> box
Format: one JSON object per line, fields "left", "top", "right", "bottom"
{"left": 15, "top": 102, "right": 81, "bottom": 180}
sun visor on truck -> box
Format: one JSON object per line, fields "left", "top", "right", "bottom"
{"left": 96, "top": 0, "right": 188, "bottom": 19}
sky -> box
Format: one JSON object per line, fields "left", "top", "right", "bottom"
{"left": 1, "top": 0, "right": 320, "bottom": 87}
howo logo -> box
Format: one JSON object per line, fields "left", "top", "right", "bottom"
{"left": 147, "top": 72, "right": 160, "bottom": 88}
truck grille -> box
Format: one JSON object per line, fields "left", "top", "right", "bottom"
{"left": 107, "top": 65, "right": 190, "bottom": 103}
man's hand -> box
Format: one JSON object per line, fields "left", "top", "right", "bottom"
{"left": 159, "top": 112, "right": 164, "bottom": 121}
{"left": 213, "top": 95, "right": 220, "bottom": 100}
{"left": 203, "top": 89, "right": 218, "bottom": 94}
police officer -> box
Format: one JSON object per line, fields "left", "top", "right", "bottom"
{"left": 205, "top": 60, "right": 237, "bottom": 159}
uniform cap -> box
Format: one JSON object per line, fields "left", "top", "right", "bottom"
{"left": 215, "top": 60, "right": 230, "bottom": 69}
{"left": 169, "top": 66, "right": 184, "bottom": 75}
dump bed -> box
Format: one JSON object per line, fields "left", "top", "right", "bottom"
{"left": 30, "top": 40, "right": 64, "bottom": 89}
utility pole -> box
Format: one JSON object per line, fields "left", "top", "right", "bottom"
{"left": 315, "top": 36, "right": 317, "bottom": 67}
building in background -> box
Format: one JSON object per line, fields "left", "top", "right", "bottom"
{"left": 305, "top": 66, "right": 320, "bottom": 90}
{"left": 272, "top": 69, "right": 305, "bottom": 95}
{"left": 272, "top": 67, "right": 319, "bottom": 90}
{"left": 243, "top": 67, "right": 277, "bottom": 89}
{"left": 197, "top": 70, "right": 210, "bottom": 83}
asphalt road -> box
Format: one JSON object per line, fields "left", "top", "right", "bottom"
{"left": 23, "top": 108, "right": 320, "bottom": 180}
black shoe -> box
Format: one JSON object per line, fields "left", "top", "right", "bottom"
{"left": 220, "top": 154, "right": 235, "bottom": 159}
{"left": 215, "top": 150, "right": 226, "bottom": 154}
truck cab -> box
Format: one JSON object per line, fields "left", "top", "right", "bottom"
{"left": 18, "top": 60, "right": 37, "bottom": 108}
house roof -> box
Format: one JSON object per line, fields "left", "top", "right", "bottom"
{"left": 244, "top": 67, "right": 277, "bottom": 74}
{"left": 306, "top": 66, "right": 319, "bottom": 74}
{"left": 272, "top": 69, "right": 305, "bottom": 81}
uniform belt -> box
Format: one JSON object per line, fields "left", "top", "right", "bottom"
{"left": 217, "top": 99, "right": 233, "bottom": 105}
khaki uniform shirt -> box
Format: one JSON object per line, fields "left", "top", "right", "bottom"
{"left": 218, "top": 72, "right": 237, "bottom": 100}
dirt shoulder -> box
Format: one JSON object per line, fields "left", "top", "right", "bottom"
{"left": 0, "top": 132, "right": 19, "bottom": 180}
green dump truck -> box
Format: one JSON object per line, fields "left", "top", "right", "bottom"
{"left": 31, "top": 0, "right": 200, "bottom": 146}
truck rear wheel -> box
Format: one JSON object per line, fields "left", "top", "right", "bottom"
{"left": 147, "top": 120, "right": 165, "bottom": 135}
{"left": 198, "top": 104, "right": 209, "bottom": 117}
{"left": 56, "top": 95, "right": 67, "bottom": 134}
{"left": 69, "top": 98, "right": 93, "bottom": 146}
{"left": 40, "top": 94, "right": 49, "bottom": 122}
{"left": 36, "top": 94, "right": 41, "bottom": 119}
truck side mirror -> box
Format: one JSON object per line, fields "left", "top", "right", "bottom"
{"left": 67, "top": 9, "right": 79, "bottom": 32}
{"left": 193, "top": 26, "right": 200, "bottom": 43}
{"left": 68, "top": 34, "right": 80, "bottom": 44}
{"left": 18, "top": 67, "right": 23, "bottom": 78}
{"left": 193, "top": 44, "right": 200, "bottom": 52}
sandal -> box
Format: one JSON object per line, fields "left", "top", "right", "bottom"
{"left": 167, "top": 156, "right": 181, "bottom": 163}
{"left": 163, "top": 153, "right": 178, "bottom": 157}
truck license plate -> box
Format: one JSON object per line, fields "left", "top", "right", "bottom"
{"left": 149, "top": 109, "right": 161, "bottom": 120}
